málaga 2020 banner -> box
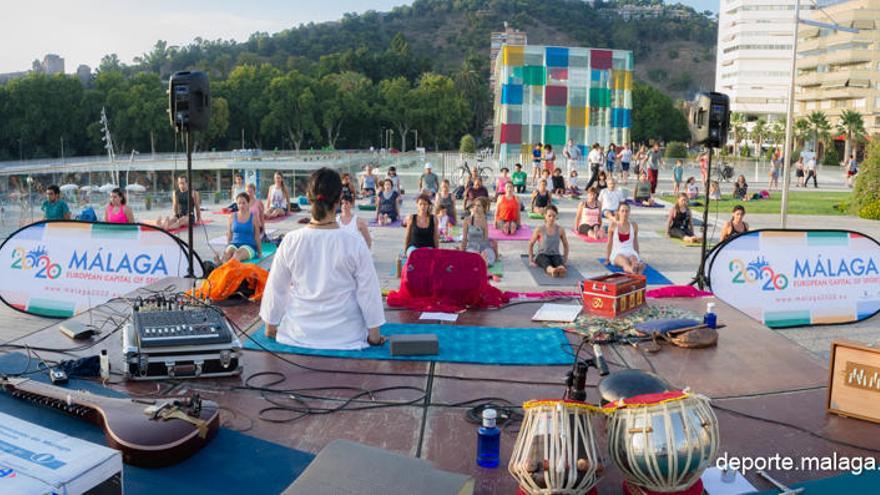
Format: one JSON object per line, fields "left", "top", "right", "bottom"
{"left": 708, "top": 229, "right": 880, "bottom": 328}
{"left": 0, "top": 220, "right": 204, "bottom": 318}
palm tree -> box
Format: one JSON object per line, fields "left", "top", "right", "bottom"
{"left": 837, "top": 109, "right": 866, "bottom": 164}
{"left": 794, "top": 118, "right": 811, "bottom": 151}
{"left": 751, "top": 118, "right": 767, "bottom": 160}
{"left": 770, "top": 120, "right": 785, "bottom": 155}
{"left": 807, "top": 111, "right": 831, "bottom": 156}
{"left": 730, "top": 112, "right": 746, "bottom": 156}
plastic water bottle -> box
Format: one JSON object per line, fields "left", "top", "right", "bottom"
{"left": 703, "top": 302, "right": 717, "bottom": 329}
{"left": 476, "top": 408, "right": 501, "bottom": 468}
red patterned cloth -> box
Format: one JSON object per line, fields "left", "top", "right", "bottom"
{"left": 386, "top": 248, "right": 509, "bottom": 312}
{"left": 645, "top": 285, "right": 713, "bottom": 299}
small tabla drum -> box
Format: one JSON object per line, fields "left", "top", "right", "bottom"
{"left": 509, "top": 400, "right": 604, "bottom": 495}
{"left": 605, "top": 390, "right": 719, "bottom": 493}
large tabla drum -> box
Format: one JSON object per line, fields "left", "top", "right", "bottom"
{"left": 605, "top": 390, "right": 718, "bottom": 493}
{"left": 509, "top": 400, "right": 604, "bottom": 495}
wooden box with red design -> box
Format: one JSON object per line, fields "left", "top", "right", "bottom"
{"left": 579, "top": 273, "right": 646, "bottom": 318}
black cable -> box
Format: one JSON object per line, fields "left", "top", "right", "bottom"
{"left": 712, "top": 403, "right": 880, "bottom": 455}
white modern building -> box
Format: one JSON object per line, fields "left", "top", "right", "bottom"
{"left": 715, "top": 0, "right": 813, "bottom": 122}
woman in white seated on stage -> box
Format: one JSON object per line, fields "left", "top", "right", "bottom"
{"left": 260, "top": 168, "right": 386, "bottom": 349}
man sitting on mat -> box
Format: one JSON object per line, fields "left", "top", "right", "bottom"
{"left": 260, "top": 168, "right": 386, "bottom": 350}
{"left": 156, "top": 175, "right": 201, "bottom": 231}
{"left": 528, "top": 205, "right": 569, "bottom": 278}
{"left": 222, "top": 193, "right": 262, "bottom": 263}
{"left": 606, "top": 204, "right": 645, "bottom": 274}
{"left": 495, "top": 183, "right": 521, "bottom": 235}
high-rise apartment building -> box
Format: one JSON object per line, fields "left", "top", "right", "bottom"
{"left": 795, "top": 0, "right": 880, "bottom": 136}
{"left": 715, "top": 0, "right": 812, "bottom": 122}
{"left": 39, "top": 54, "right": 65, "bottom": 75}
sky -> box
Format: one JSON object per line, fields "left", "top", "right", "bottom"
{"left": 1, "top": 0, "right": 718, "bottom": 74}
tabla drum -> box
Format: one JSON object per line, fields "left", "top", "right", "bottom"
{"left": 605, "top": 390, "right": 718, "bottom": 493}
{"left": 509, "top": 400, "right": 604, "bottom": 495}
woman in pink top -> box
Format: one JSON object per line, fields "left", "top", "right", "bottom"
{"left": 247, "top": 183, "right": 266, "bottom": 237}
{"left": 105, "top": 188, "right": 134, "bottom": 223}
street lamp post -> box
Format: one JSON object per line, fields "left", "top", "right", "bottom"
{"left": 780, "top": 0, "right": 858, "bottom": 227}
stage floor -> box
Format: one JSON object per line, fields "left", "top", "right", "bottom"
{"left": 4, "top": 277, "right": 880, "bottom": 494}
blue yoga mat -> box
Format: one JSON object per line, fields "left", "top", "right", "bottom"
{"left": 244, "top": 242, "right": 277, "bottom": 265}
{"left": 598, "top": 258, "right": 673, "bottom": 285}
{"left": 750, "top": 470, "right": 880, "bottom": 494}
{"left": 245, "top": 323, "right": 573, "bottom": 366}
{"left": 0, "top": 353, "right": 313, "bottom": 495}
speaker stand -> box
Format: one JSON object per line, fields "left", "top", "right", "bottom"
{"left": 689, "top": 147, "right": 713, "bottom": 290}
{"left": 185, "top": 129, "right": 195, "bottom": 279}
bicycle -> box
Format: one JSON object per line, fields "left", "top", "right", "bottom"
{"left": 456, "top": 160, "right": 493, "bottom": 187}
{"left": 714, "top": 161, "right": 735, "bottom": 182}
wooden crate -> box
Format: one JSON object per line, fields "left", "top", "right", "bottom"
{"left": 827, "top": 340, "right": 880, "bottom": 424}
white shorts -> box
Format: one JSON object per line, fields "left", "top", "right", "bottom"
{"left": 610, "top": 248, "right": 639, "bottom": 262}
{"left": 566, "top": 159, "right": 577, "bottom": 173}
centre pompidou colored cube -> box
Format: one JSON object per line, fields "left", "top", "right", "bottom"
{"left": 493, "top": 45, "right": 633, "bottom": 165}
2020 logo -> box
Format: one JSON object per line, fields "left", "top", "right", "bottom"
{"left": 10, "top": 245, "right": 63, "bottom": 279}
{"left": 729, "top": 256, "right": 788, "bottom": 291}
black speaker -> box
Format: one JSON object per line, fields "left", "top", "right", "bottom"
{"left": 168, "top": 71, "right": 211, "bottom": 132}
{"left": 689, "top": 92, "right": 729, "bottom": 148}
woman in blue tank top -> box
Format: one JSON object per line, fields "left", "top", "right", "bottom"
{"left": 223, "top": 193, "right": 262, "bottom": 262}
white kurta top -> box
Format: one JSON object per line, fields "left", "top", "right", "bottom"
{"left": 259, "top": 226, "right": 385, "bottom": 350}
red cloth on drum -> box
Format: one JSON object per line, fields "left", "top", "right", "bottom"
{"left": 603, "top": 390, "right": 687, "bottom": 411}
{"left": 386, "top": 248, "right": 509, "bottom": 312}
{"left": 623, "top": 479, "right": 703, "bottom": 495}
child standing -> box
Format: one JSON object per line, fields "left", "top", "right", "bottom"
{"left": 672, "top": 159, "right": 684, "bottom": 195}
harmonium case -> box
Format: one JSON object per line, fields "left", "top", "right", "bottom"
{"left": 579, "top": 273, "right": 646, "bottom": 318}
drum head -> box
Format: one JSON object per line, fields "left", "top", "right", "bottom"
{"left": 598, "top": 369, "right": 672, "bottom": 404}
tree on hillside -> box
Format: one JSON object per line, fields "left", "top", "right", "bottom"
{"left": 316, "top": 71, "right": 373, "bottom": 149}
{"left": 220, "top": 64, "right": 280, "bottom": 148}
{"left": 262, "top": 71, "right": 318, "bottom": 152}
{"left": 806, "top": 111, "right": 831, "bottom": 155}
{"left": 412, "top": 73, "right": 470, "bottom": 151}
{"left": 378, "top": 77, "right": 417, "bottom": 152}
{"left": 631, "top": 81, "right": 689, "bottom": 144}
{"left": 201, "top": 96, "right": 229, "bottom": 152}
{"left": 454, "top": 53, "right": 492, "bottom": 143}
{"left": 837, "top": 109, "right": 865, "bottom": 163}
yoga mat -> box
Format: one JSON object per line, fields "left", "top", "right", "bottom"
{"left": 598, "top": 258, "right": 673, "bottom": 285}
{"left": 0, "top": 353, "right": 313, "bottom": 495}
{"left": 528, "top": 212, "right": 544, "bottom": 219}
{"left": 489, "top": 224, "right": 532, "bottom": 241}
{"left": 243, "top": 242, "right": 278, "bottom": 264}
{"left": 571, "top": 229, "right": 606, "bottom": 244}
{"left": 357, "top": 204, "right": 376, "bottom": 211}
{"left": 625, "top": 199, "right": 663, "bottom": 208}
{"left": 143, "top": 219, "right": 213, "bottom": 233}
{"left": 655, "top": 230, "right": 715, "bottom": 248}
{"left": 244, "top": 323, "right": 573, "bottom": 366}
{"left": 519, "top": 254, "right": 584, "bottom": 287}
{"left": 209, "top": 228, "right": 278, "bottom": 246}
{"left": 264, "top": 214, "right": 291, "bottom": 224}
{"left": 488, "top": 260, "right": 504, "bottom": 277}
{"left": 368, "top": 219, "right": 402, "bottom": 227}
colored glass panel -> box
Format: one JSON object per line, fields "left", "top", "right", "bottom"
{"left": 590, "top": 49, "right": 613, "bottom": 69}
{"left": 545, "top": 47, "right": 569, "bottom": 67}
{"left": 544, "top": 86, "right": 568, "bottom": 106}
{"left": 589, "top": 88, "right": 611, "bottom": 107}
{"left": 545, "top": 106, "right": 567, "bottom": 126}
{"left": 566, "top": 106, "right": 587, "bottom": 127}
{"left": 501, "top": 84, "right": 524, "bottom": 105}
{"left": 543, "top": 125, "right": 566, "bottom": 146}
{"left": 503, "top": 45, "right": 525, "bottom": 66}
{"left": 522, "top": 66, "right": 546, "bottom": 86}
{"left": 548, "top": 67, "right": 568, "bottom": 83}
{"left": 568, "top": 86, "right": 587, "bottom": 107}
{"left": 500, "top": 124, "right": 522, "bottom": 144}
